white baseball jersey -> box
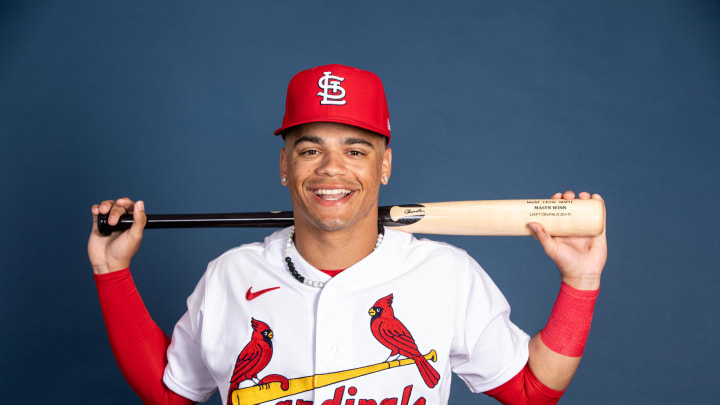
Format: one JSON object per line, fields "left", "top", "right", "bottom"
{"left": 163, "top": 227, "right": 530, "bottom": 405}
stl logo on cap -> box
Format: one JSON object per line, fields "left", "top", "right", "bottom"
{"left": 317, "top": 71, "right": 347, "bottom": 105}
{"left": 274, "top": 64, "right": 391, "bottom": 142}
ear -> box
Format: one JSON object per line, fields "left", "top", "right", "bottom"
{"left": 381, "top": 147, "right": 392, "bottom": 185}
{"left": 279, "top": 147, "right": 287, "bottom": 184}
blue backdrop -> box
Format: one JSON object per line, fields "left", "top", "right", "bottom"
{"left": 2, "top": 1, "right": 719, "bottom": 403}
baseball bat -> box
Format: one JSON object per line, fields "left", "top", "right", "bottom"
{"left": 97, "top": 199, "right": 604, "bottom": 237}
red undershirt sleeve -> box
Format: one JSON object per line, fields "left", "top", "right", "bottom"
{"left": 483, "top": 363, "right": 564, "bottom": 405}
{"left": 94, "top": 268, "right": 196, "bottom": 405}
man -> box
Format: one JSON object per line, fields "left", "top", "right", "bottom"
{"left": 89, "top": 64, "right": 606, "bottom": 405}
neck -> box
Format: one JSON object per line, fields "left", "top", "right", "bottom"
{"left": 293, "top": 215, "right": 380, "bottom": 270}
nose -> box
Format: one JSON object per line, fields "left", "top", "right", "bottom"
{"left": 316, "top": 150, "right": 346, "bottom": 176}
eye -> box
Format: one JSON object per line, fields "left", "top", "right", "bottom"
{"left": 300, "top": 149, "right": 320, "bottom": 156}
{"left": 348, "top": 150, "right": 365, "bottom": 157}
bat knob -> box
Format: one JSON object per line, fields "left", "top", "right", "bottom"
{"left": 97, "top": 213, "right": 132, "bottom": 236}
{"left": 97, "top": 213, "right": 112, "bottom": 236}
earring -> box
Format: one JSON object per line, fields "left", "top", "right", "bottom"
{"left": 383, "top": 175, "right": 388, "bottom": 183}
{"left": 281, "top": 177, "right": 287, "bottom": 184}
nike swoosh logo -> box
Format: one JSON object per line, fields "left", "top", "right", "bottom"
{"left": 246, "top": 286, "right": 280, "bottom": 301}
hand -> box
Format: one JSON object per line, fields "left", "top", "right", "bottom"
{"left": 88, "top": 197, "right": 147, "bottom": 275}
{"left": 528, "top": 191, "right": 607, "bottom": 290}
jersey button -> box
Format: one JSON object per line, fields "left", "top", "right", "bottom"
{"left": 326, "top": 287, "right": 337, "bottom": 296}
{"left": 329, "top": 345, "right": 337, "bottom": 355}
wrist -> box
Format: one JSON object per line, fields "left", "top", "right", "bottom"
{"left": 92, "top": 264, "right": 110, "bottom": 275}
{"left": 94, "top": 267, "right": 131, "bottom": 281}
{"left": 92, "top": 263, "right": 130, "bottom": 275}
{"left": 561, "top": 275, "right": 601, "bottom": 291}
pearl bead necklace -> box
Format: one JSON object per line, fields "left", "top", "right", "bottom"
{"left": 284, "top": 220, "right": 385, "bottom": 288}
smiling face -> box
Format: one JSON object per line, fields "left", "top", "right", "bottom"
{"left": 280, "top": 122, "right": 392, "bottom": 233}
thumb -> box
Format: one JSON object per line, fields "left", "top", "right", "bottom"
{"left": 528, "top": 222, "right": 556, "bottom": 258}
{"left": 128, "top": 200, "right": 147, "bottom": 241}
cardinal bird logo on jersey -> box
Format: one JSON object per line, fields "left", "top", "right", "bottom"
{"left": 369, "top": 294, "right": 440, "bottom": 389}
{"left": 226, "top": 318, "right": 277, "bottom": 404}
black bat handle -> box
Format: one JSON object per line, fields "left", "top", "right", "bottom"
{"left": 96, "top": 211, "right": 298, "bottom": 236}
{"left": 97, "top": 213, "right": 132, "bottom": 236}
{"left": 95, "top": 205, "right": 423, "bottom": 236}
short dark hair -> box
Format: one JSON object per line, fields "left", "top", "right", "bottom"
{"left": 281, "top": 124, "right": 388, "bottom": 147}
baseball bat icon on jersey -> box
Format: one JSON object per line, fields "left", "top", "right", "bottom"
{"left": 227, "top": 318, "right": 289, "bottom": 405}
{"left": 369, "top": 294, "right": 440, "bottom": 388}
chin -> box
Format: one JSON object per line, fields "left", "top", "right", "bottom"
{"left": 312, "top": 218, "right": 351, "bottom": 232}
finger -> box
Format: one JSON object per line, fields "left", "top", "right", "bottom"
{"left": 563, "top": 190, "right": 575, "bottom": 200}
{"left": 91, "top": 205, "right": 99, "bottom": 231}
{"left": 592, "top": 193, "right": 603, "bottom": 201}
{"left": 114, "top": 197, "right": 135, "bottom": 208}
{"left": 108, "top": 202, "right": 132, "bottom": 226}
{"left": 578, "top": 191, "right": 591, "bottom": 199}
{"left": 528, "top": 222, "right": 556, "bottom": 257}
{"left": 98, "top": 200, "right": 116, "bottom": 215}
{"left": 551, "top": 192, "right": 562, "bottom": 199}
{"left": 128, "top": 200, "right": 146, "bottom": 242}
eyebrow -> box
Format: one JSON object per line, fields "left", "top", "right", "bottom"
{"left": 342, "top": 137, "right": 374, "bottom": 147}
{"left": 293, "top": 135, "right": 323, "bottom": 145}
{"left": 293, "top": 135, "right": 374, "bottom": 147}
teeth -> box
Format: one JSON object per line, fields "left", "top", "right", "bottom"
{"left": 314, "top": 189, "right": 352, "bottom": 200}
{"left": 315, "top": 189, "right": 351, "bottom": 195}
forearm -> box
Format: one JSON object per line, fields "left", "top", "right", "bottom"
{"left": 528, "top": 282, "right": 599, "bottom": 391}
{"left": 528, "top": 334, "right": 581, "bottom": 391}
{"left": 95, "top": 268, "right": 194, "bottom": 405}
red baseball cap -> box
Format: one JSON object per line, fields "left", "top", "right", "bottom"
{"left": 274, "top": 64, "right": 391, "bottom": 143}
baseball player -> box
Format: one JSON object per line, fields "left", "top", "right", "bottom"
{"left": 88, "top": 64, "right": 606, "bottom": 405}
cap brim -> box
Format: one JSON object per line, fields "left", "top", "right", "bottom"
{"left": 274, "top": 117, "right": 390, "bottom": 140}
